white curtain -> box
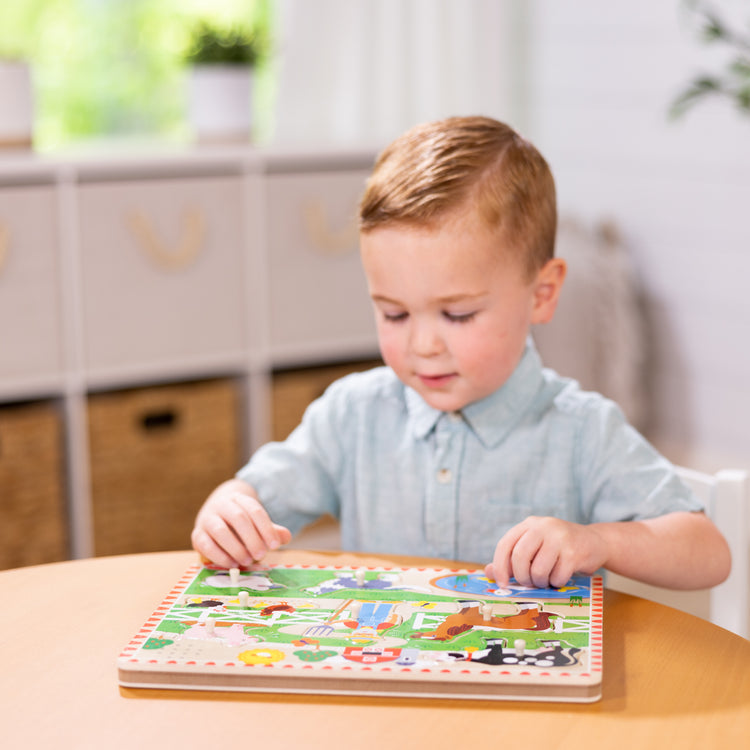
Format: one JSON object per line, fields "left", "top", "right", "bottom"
{"left": 271, "top": 0, "right": 525, "bottom": 148}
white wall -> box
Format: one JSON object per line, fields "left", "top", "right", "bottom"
{"left": 272, "top": 0, "right": 520, "bottom": 148}
{"left": 526, "top": 0, "right": 750, "bottom": 472}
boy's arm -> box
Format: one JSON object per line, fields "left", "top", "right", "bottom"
{"left": 191, "top": 478, "right": 292, "bottom": 569}
{"left": 486, "top": 511, "right": 731, "bottom": 591}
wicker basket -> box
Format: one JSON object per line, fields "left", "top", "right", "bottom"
{"left": 0, "top": 400, "right": 68, "bottom": 569}
{"left": 88, "top": 378, "right": 242, "bottom": 556}
{"left": 271, "top": 359, "right": 381, "bottom": 441}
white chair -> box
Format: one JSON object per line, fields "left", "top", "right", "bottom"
{"left": 607, "top": 467, "right": 749, "bottom": 639}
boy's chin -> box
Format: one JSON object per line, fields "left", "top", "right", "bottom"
{"left": 416, "top": 388, "right": 473, "bottom": 413}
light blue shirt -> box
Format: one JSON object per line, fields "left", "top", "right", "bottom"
{"left": 238, "top": 342, "right": 702, "bottom": 564}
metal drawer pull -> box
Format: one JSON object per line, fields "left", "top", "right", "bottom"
{"left": 126, "top": 208, "right": 205, "bottom": 271}
{"left": 303, "top": 201, "right": 358, "bottom": 256}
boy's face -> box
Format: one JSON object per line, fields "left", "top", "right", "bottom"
{"left": 360, "top": 209, "right": 564, "bottom": 412}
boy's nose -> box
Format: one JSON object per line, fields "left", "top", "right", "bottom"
{"left": 409, "top": 321, "right": 444, "bottom": 357}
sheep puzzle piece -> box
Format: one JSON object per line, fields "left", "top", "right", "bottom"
{"left": 118, "top": 563, "right": 603, "bottom": 702}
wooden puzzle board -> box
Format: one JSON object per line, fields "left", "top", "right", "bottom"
{"left": 118, "top": 563, "right": 603, "bottom": 702}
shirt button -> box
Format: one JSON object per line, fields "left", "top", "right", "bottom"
{"left": 437, "top": 468, "right": 452, "bottom": 484}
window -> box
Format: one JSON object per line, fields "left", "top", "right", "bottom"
{"left": 0, "top": 0, "right": 273, "bottom": 151}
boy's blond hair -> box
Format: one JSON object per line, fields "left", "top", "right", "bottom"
{"left": 359, "top": 116, "right": 557, "bottom": 278}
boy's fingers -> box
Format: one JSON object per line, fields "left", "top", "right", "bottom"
{"left": 227, "top": 493, "right": 291, "bottom": 561}
{"left": 273, "top": 523, "right": 293, "bottom": 545}
{"left": 548, "top": 558, "right": 575, "bottom": 590}
{"left": 509, "top": 536, "right": 544, "bottom": 588}
{"left": 195, "top": 495, "right": 263, "bottom": 567}
{"left": 193, "top": 483, "right": 292, "bottom": 567}
{"left": 492, "top": 521, "right": 532, "bottom": 587}
{"left": 191, "top": 526, "right": 242, "bottom": 569}
{"left": 208, "top": 514, "right": 259, "bottom": 567}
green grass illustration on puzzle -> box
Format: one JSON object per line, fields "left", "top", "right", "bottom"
{"left": 119, "top": 562, "right": 603, "bottom": 701}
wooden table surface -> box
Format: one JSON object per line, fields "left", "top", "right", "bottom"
{"left": 1, "top": 549, "right": 748, "bottom": 749}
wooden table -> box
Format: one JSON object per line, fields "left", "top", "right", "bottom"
{"left": 2, "top": 549, "right": 748, "bottom": 749}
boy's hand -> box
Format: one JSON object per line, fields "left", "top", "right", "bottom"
{"left": 191, "top": 479, "right": 292, "bottom": 569}
{"left": 485, "top": 516, "right": 607, "bottom": 589}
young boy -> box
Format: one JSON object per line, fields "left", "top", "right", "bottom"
{"left": 192, "top": 116, "right": 730, "bottom": 591}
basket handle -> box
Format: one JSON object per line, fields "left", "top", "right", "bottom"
{"left": 126, "top": 207, "right": 205, "bottom": 271}
{"left": 140, "top": 409, "right": 178, "bottom": 432}
{"left": 303, "top": 200, "right": 358, "bottom": 256}
{"left": 0, "top": 222, "right": 9, "bottom": 276}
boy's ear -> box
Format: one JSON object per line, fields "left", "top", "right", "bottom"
{"left": 530, "top": 258, "right": 567, "bottom": 325}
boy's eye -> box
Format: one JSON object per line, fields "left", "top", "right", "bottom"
{"left": 443, "top": 311, "right": 476, "bottom": 323}
{"left": 383, "top": 311, "right": 408, "bottom": 322}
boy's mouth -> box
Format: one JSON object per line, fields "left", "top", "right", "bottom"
{"left": 417, "top": 373, "right": 457, "bottom": 388}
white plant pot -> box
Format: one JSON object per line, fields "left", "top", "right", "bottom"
{"left": 0, "top": 60, "right": 34, "bottom": 148}
{"left": 188, "top": 64, "right": 253, "bottom": 143}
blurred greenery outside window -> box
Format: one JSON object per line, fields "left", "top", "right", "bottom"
{"left": 0, "top": 0, "right": 275, "bottom": 151}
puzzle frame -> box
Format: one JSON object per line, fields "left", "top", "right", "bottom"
{"left": 118, "top": 562, "right": 603, "bottom": 702}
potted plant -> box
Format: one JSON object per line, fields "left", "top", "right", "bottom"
{"left": 0, "top": 55, "right": 34, "bottom": 148}
{"left": 670, "top": 2, "right": 750, "bottom": 118}
{"left": 185, "top": 23, "right": 265, "bottom": 143}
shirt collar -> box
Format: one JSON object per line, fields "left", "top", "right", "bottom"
{"left": 405, "top": 339, "right": 545, "bottom": 447}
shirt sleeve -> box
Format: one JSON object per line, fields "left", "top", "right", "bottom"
{"left": 575, "top": 395, "right": 705, "bottom": 523}
{"left": 235, "top": 379, "right": 350, "bottom": 534}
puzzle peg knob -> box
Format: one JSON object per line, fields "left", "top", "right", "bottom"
{"left": 355, "top": 569, "right": 366, "bottom": 587}
{"left": 481, "top": 603, "right": 493, "bottom": 622}
{"left": 229, "top": 568, "right": 240, "bottom": 586}
{"left": 206, "top": 619, "right": 216, "bottom": 635}
{"left": 514, "top": 639, "right": 526, "bottom": 657}
{"left": 239, "top": 591, "right": 249, "bottom": 608}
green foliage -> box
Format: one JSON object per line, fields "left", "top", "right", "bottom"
{"left": 671, "top": 1, "right": 750, "bottom": 118}
{"left": 0, "top": 0, "right": 274, "bottom": 150}
{"left": 0, "top": 0, "right": 48, "bottom": 59}
{"left": 185, "top": 23, "right": 265, "bottom": 66}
